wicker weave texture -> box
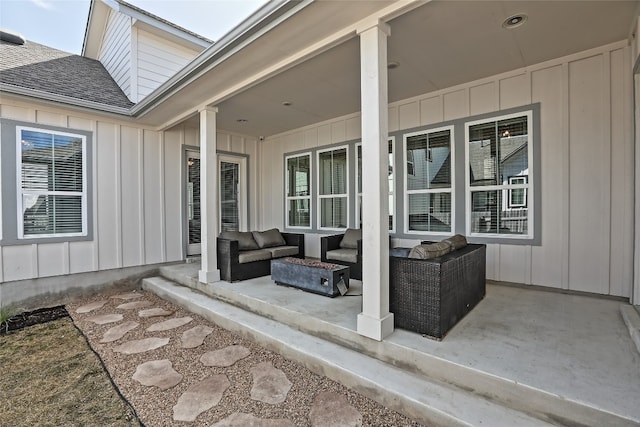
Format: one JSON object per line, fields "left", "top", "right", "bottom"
{"left": 389, "top": 244, "right": 486, "bottom": 339}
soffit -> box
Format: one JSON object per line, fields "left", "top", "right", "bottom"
{"left": 153, "top": 0, "right": 637, "bottom": 136}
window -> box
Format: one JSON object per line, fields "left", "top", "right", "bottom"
{"left": 317, "top": 146, "right": 348, "bottom": 229}
{"left": 404, "top": 126, "right": 453, "bottom": 234}
{"left": 17, "top": 127, "right": 87, "bottom": 238}
{"left": 285, "top": 153, "right": 311, "bottom": 228}
{"left": 356, "top": 139, "right": 394, "bottom": 231}
{"left": 466, "top": 112, "right": 532, "bottom": 237}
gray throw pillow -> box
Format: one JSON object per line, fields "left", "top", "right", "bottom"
{"left": 339, "top": 228, "right": 361, "bottom": 249}
{"left": 408, "top": 241, "right": 452, "bottom": 259}
{"left": 219, "top": 231, "right": 259, "bottom": 250}
{"left": 442, "top": 234, "right": 467, "bottom": 250}
{"left": 252, "top": 228, "right": 286, "bottom": 248}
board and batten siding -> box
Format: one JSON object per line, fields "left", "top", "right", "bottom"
{"left": 135, "top": 30, "right": 201, "bottom": 102}
{"left": 0, "top": 101, "right": 184, "bottom": 283}
{"left": 261, "top": 41, "right": 633, "bottom": 297}
{"left": 98, "top": 10, "right": 132, "bottom": 100}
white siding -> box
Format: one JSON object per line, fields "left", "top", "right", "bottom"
{"left": 261, "top": 42, "right": 634, "bottom": 297}
{"left": 0, "top": 100, "right": 185, "bottom": 282}
{"left": 99, "top": 11, "right": 132, "bottom": 99}
{"left": 135, "top": 30, "right": 200, "bottom": 102}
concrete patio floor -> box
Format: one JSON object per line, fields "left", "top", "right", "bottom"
{"left": 147, "top": 261, "right": 640, "bottom": 426}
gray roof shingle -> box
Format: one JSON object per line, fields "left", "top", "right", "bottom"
{"left": 0, "top": 39, "right": 134, "bottom": 110}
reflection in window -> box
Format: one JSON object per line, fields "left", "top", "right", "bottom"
{"left": 404, "top": 127, "right": 453, "bottom": 233}
{"left": 356, "top": 139, "right": 394, "bottom": 230}
{"left": 468, "top": 114, "right": 530, "bottom": 236}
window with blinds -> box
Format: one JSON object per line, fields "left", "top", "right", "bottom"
{"left": 317, "top": 146, "right": 348, "bottom": 229}
{"left": 17, "top": 127, "right": 86, "bottom": 238}
{"left": 466, "top": 112, "right": 531, "bottom": 236}
{"left": 404, "top": 126, "right": 453, "bottom": 233}
{"left": 285, "top": 153, "right": 311, "bottom": 228}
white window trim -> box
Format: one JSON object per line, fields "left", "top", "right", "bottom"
{"left": 507, "top": 176, "right": 528, "bottom": 209}
{"left": 285, "top": 151, "right": 312, "bottom": 230}
{"left": 316, "top": 145, "right": 349, "bottom": 231}
{"left": 16, "top": 126, "right": 88, "bottom": 239}
{"left": 403, "top": 125, "right": 455, "bottom": 236}
{"left": 464, "top": 110, "right": 534, "bottom": 239}
{"left": 356, "top": 138, "right": 395, "bottom": 233}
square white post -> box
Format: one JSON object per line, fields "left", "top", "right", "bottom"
{"left": 356, "top": 22, "right": 394, "bottom": 341}
{"left": 199, "top": 107, "right": 221, "bottom": 283}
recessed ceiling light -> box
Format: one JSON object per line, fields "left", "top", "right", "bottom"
{"left": 282, "top": 101, "right": 292, "bottom": 106}
{"left": 236, "top": 119, "right": 248, "bottom": 123}
{"left": 502, "top": 14, "right": 527, "bottom": 29}
{"left": 387, "top": 61, "right": 400, "bottom": 70}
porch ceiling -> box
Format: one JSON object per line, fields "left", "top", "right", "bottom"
{"left": 178, "top": 0, "right": 637, "bottom": 136}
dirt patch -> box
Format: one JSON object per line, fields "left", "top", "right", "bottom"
{"left": 0, "top": 314, "right": 141, "bottom": 427}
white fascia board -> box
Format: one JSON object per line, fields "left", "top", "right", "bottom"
{"left": 82, "top": 0, "right": 111, "bottom": 58}
{"left": 0, "top": 84, "right": 131, "bottom": 116}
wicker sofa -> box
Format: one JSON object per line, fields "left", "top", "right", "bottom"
{"left": 389, "top": 242, "right": 486, "bottom": 339}
{"left": 217, "top": 228, "right": 305, "bottom": 282}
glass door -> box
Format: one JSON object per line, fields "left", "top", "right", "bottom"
{"left": 186, "top": 151, "right": 201, "bottom": 256}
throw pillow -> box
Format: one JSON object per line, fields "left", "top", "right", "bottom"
{"left": 252, "top": 228, "right": 286, "bottom": 248}
{"left": 442, "top": 234, "right": 467, "bottom": 250}
{"left": 408, "top": 241, "right": 452, "bottom": 259}
{"left": 339, "top": 228, "right": 362, "bottom": 249}
{"left": 219, "top": 231, "right": 259, "bottom": 250}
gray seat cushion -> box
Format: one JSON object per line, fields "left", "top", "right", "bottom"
{"left": 389, "top": 247, "right": 412, "bottom": 258}
{"left": 267, "top": 246, "right": 299, "bottom": 258}
{"left": 325, "top": 248, "right": 358, "bottom": 264}
{"left": 238, "top": 249, "right": 272, "bottom": 264}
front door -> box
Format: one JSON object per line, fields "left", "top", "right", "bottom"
{"left": 186, "top": 151, "right": 201, "bottom": 256}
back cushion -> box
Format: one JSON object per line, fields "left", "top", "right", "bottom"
{"left": 252, "top": 228, "right": 286, "bottom": 248}
{"left": 219, "top": 231, "right": 259, "bottom": 250}
{"left": 442, "top": 234, "right": 468, "bottom": 250}
{"left": 339, "top": 228, "right": 362, "bottom": 249}
{"left": 408, "top": 241, "right": 452, "bottom": 259}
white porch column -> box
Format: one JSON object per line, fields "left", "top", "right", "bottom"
{"left": 356, "top": 22, "right": 394, "bottom": 341}
{"left": 198, "top": 107, "right": 221, "bottom": 283}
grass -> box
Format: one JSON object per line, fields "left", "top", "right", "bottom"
{"left": 0, "top": 317, "right": 141, "bottom": 427}
{"left": 0, "top": 306, "right": 22, "bottom": 333}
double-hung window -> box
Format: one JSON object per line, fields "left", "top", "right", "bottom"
{"left": 404, "top": 126, "right": 454, "bottom": 234}
{"left": 356, "top": 139, "right": 394, "bottom": 231}
{"left": 466, "top": 111, "right": 532, "bottom": 237}
{"left": 17, "top": 127, "right": 87, "bottom": 238}
{"left": 285, "top": 153, "right": 311, "bottom": 228}
{"left": 317, "top": 146, "right": 348, "bottom": 230}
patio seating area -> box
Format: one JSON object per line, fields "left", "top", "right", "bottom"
{"left": 147, "top": 261, "right": 640, "bottom": 426}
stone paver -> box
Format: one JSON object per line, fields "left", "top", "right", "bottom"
{"left": 86, "top": 313, "right": 124, "bottom": 324}
{"left": 172, "top": 374, "right": 230, "bottom": 422}
{"left": 250, "top": 362, "right": 292, "bottom": 404}
{"left": 212, "top": 412, "right": 295, "bottom": 427}
{"left": 139, "top": 307, "right": 173, "bottom": 318}
{"left": 309, "top": 392, "right": 363, "bottom": 427}
{"left": 110, "top": 292, "right": 143, "bottom": 300}
{"left": 132, "top": 359, "right": 183, "bottom": 390}
{"left": 117, "top": 300, "right": 153, "bottom": 310}
{"left": 147, "top": 316, "right": 193, "bottom": 332}
{"left": 201, "top": 345, "right": 251, "bottom": 367}
{"left": 76, "top": 301, "right": 106, "bottom": 313}
{"left": 100, "top": 321, "right": 139, "bottom": 343}
{"left": 181, "top": 325, "right": 214, "bottom": 348}
{"left": 113, "top": 337, "right": 170, "bottom": 354}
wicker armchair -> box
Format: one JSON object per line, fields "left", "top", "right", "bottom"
{"left": 320, "top": 233, "right": 362, "bottom": 280}
{"left": 389, "top": 243, "right": 486, "bottom": 339}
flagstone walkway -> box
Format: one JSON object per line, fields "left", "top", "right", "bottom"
{"left": 68, "top": 290, "right": 423, "bottom": 427}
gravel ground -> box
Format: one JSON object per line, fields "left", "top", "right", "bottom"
{"left": 67, "top": 290, "right": 425, "bottom": 427}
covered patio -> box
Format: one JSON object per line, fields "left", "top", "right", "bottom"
{"left": 145, "top": 262, "right": 640, "bottom": 426}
